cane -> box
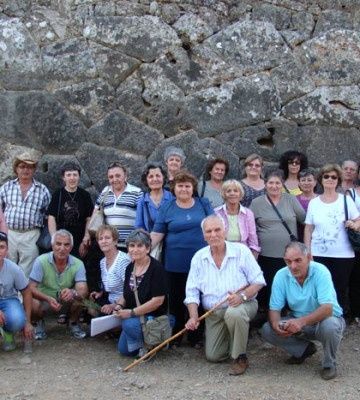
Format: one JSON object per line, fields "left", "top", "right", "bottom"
{"left": 123, "top": 284, "right": 248, "bottom": 372}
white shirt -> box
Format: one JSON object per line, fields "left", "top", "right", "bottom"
{"left": 184, "top": 241, "right": 266, "bottom": 310}
{"left": 305, "top": 194, "right": 359, "bottom": 258}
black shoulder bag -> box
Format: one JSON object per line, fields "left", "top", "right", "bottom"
{"left": 344, "top": 193, "right": 360, "bottom": 251}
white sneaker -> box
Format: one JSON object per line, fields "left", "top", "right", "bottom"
{"left": 69, "top": 323, "right": 86, "bottom": 339}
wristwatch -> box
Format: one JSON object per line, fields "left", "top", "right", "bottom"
{"left": 130, "top": 309, "right": 136, "bottom": 318}
{"left": 239, "top": 292, "right": 248, "bottom": 302}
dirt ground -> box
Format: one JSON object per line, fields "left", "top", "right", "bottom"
{"left": 1, "top": 318, "right": 360, "bottom": 400}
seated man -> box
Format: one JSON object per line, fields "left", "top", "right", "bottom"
{"left": 260, "top": 241, "right": 345, "bottom": 380}
{"left": 0, "top": 232, "right": 34, "bottom": 350}
{"left": 29, "top": 229, "right": 88, "bottom": 339}
{"left": 185, "top": 215, "right": 265, "bottom": 376}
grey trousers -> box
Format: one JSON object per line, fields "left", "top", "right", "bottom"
{"left": 205, "top": 300, "right": 258, "bottom": 362}
{"left": 260, "top": 316, "right": 345, "bottom": 368}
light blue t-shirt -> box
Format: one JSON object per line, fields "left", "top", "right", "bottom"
{"left": 0, "top": 258, "right": 28, "bottom": 299}
{"left": 270, "top": 261, "right": 342, "bottom": 318}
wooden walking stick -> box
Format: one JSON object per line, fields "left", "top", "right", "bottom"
{"left": 123, "top": 284, "right": 248, "bottom": 372}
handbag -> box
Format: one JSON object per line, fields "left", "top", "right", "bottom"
{"left": 88, "top": 187, "right": 110, "bottom": 237}
{"left": 266, "top": 194, "right": 298, "bottom": 242}
{"left": 36, "top": 223, "right": 52, "bottom": 250}
{"left": 344, "top": 193, "right": 360, "bottom": 251}
{"left": 132, "top": 266, "right": 172, "bottom": 347}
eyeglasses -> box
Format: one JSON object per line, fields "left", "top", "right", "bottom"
{"left": 288, "top": 160, "right": 301, "bottom": 165}
{"left": 246, "top": 163, "right": 262, "bottom": 168}
{"left": 0, "top": 232, "right": 7, "bottom": 240}
{"left": 322, "top": 174, "right": 338, "bottom": 180}
{"left": 17, "top": 164, "right": 35, "bottom": 169}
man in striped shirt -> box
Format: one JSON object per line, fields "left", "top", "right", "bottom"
{"left": 0, "top": 152, "right": 51, "bottom": 277}
{"left": 185, "top": 215, "right": 265, "bottom": 376}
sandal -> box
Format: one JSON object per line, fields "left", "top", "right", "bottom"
{"left": 57, "top": 313, "right": 68, "bottom": 325}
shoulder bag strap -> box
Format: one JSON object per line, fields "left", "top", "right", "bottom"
{"left": 57, "top": 189, "right": 62, "bottom": 221}
{"left": 99, "top": 186, "right": 110, "bottom": 212}
{"left": 344, "top": 194, "right": 349, "bottom": 221}
{"left": 283, "top": 184, "right": 290, "bottom": 194}
{"left": 266, "top": 194, "right": 293, "bottom": 236}
{"left": 144, "top": 201, "right": 154, "bottom": 231}
{"left": 132, "top": 266, "right": 146, "bottom": 328}
{"left": 345, "top": 189, "right": 355, "bottom": 202}
{"left": 200, "top": 177, "right": 206, "bottom": 198}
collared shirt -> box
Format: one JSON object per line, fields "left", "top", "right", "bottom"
{"left": 214, "top": 203, "right": 261, "bottom": 252}
{"left": 0, "top": 258, "right": 29, "bottom": 299}
{"left": 0, "top": 178, "right": 51, "bottom": 230}
{"left": 29, "top": 252, "right": 86, "bottom": 299}
{"left": 184, "top": 241, "right": 266, "bottom": 310}
{"left": 269, "top": 261, "right": 343, "bottom": 318}
{"left": 95, "top": 183, "right": 143, "bottom": 245}
{"left": 135, "top": 190, "right": 174, "bottom": 232}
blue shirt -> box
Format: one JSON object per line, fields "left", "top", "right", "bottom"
{"left": 135, "top": 190, "right": 174, "bottom": 232}
{"left": 153, "top": 197, "right": 213, "bottom": 273}
{"left": 270, "top": 261, "right": 342, "bottom": 318}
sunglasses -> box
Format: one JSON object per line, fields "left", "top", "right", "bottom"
{"left": 288, "top": 160, "right": 301, "bottom": 165}
{"left": 0, "top": 232, "right": 7, "bottom": 240}
{"left": 322, "top": 174, "right": 338, "bottom": 180}
{"left": 108, "top": 162, "right": 125, "bottom": 170}
{"left": 246, "top": 163, "right": 262, "bottom": 168}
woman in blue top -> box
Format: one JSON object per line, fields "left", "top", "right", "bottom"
{"left": 151, "top": 171, "right": 213, "bottom": 348}
{"left": 135, "top": 163, "right": 173, "bottom": 232}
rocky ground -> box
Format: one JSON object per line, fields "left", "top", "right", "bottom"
{"left": 1, "top": 318, "right": 360, "bottom": 400}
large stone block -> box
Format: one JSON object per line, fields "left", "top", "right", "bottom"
{"left": 42, "top": 38, "right": 97, "bottom": 84}
{"left": 89, "top": 41, "right": 140, "bottom": 88}
{"left": 83, "top": 15, "right": 181, "bottom": 62}
{"left": 252, "top": 3, "right": 292, "bottom": 30}
{"left": 185, "top": 74, "right": 281, "bottom": 136}
{"left": 54, "top": 78, "right": 116, "bottom": 127}
{"left": 173, "top": 13, "right": 214, "bottom": 45}
{"left": 76, "top": 142, "right": 145, "bottom": 190}
{"left": 270, "top": 61, "right": 315, "bottom": 104}
{"left": 86, "top": 110, "right": 164, "bottom": 156}
{"left": 0, "top": 18, "right": 44, "bottom": 89}
{"left": 297, "top": 126, "right": 360, "bottom": 167}
{"left": 294, "top": 29, "right": 360, "bottom": 86}
{"left": 0, "top": 91, "right": 86, "bottom": 153}
{"left": 203, "top": 21, "right": 293, "bottom": 75}
{"left": 313, "top": 10, "right": 353, "bottom": 36}
{"left": 282, "top": 86, "right": 360, "bottom": 127}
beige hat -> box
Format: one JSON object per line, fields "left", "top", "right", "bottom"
{"left": 12, "top": 152, "right": 39, "bottom": 173}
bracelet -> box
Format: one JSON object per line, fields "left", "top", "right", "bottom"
{"left": 113, "top": 302, "right": 124, "bottom": 309}
{"left": 72, "top": 289, "right": 78, "bottom": 299}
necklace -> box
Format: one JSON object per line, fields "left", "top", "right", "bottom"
{"left": 66, "top": 189, "right": 77, "bottom": 201}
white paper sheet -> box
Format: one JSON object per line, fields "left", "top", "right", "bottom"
{"left": 90, "top": 314, "right": 122, "bottom": 337}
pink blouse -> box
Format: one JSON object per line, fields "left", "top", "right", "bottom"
{"left": 214, "top": 203, "right": 261, "bottom": 253}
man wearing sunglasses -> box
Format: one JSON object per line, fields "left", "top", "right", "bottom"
{"left": 0, "top": 232, "right": 34, "bottom": 351}
{"left": 0, "top": 152, "right": 51, "bottom": 277}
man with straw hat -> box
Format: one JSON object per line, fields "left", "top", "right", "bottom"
{"left": 185, "top": 215, "right": 265, "bottom": 376}
{"left": 0, "top": 151, "right": 51, "bottom": 277}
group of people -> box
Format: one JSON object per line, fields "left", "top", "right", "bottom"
{"left": 0, "top": 147, "right": 359, "bottom": 381}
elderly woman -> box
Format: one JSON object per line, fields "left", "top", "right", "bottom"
{"left": 151, "top": 171, "right": 213, "bottom": 348}
{"left": 89, "top": 226, "right": 129, "bottom": 316}
{"left": 135, "top": 163, "right": 173, "bottom": 232}
{"left": 250, "top": 169, "right": 306, "bottom": 307}
{"left": 304, "top": 164, "right": 360, "bottom": 311}
{"left": 113, "top": 229, "right": 169, "bottom": 360}
{"left": 89, "top": 162, "right": 143, "bottom": 251}
{"left": 240, "top": 154, "right": 266, "bottom": 208}
{"left": 163, "top": 146, "right": 186, "bottom": 188}
{"left": 198, "top": 157, "right": 229, "bottom": 208}
{"left": 48, "top": 163, "right": 93, "bottom": 258}
{"left": 214, "top": 179, "right": 260, "bottom": 259}
{"left": 279, "top": 150, "right": 308, "bottom": 195}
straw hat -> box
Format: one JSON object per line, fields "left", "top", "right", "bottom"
{"left": 12, "top": 152, "right": 39, "bottom": 173}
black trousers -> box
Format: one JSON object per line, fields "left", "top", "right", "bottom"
{"left": 313, "top": 256, "right": 354, "bottom": 312}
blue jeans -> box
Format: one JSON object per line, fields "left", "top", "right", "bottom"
{"left": 118, "top": 315, "right": 175, "bottom": 356}
{"left": 0, "top": 298, "right": 26, "bottom": 332}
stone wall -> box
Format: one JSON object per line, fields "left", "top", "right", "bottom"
{"left": 0, "top": 0, "right": 359, "bottom": 194}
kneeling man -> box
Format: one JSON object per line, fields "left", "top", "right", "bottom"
{"left": 260, "top": 242, "right": 345, "bottom": 380}
{"left": 29, "top": 229, "right": 88, "bottom": 339}
{"left": 185, "top": 215, "right": 265, "bottom": 376}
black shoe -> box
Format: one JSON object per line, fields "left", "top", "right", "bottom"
{"left": 320, "top": 366, "right": 337, "bottom": 380}
{"left": 286, "top": 342, "right": 317, "bottom": 365}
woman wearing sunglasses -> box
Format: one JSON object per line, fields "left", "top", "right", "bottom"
{"left": 304, "top": 164, "right": 360, "bottom": 311}
{"left": 279, "top": 150, "right": 308, "bottom": 195}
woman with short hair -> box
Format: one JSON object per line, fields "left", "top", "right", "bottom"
{"left": 215, "top": 179, "right": 260, "bottom": 259}
{"left": 240, "top": 154, "right": 266, "bottom": 208}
